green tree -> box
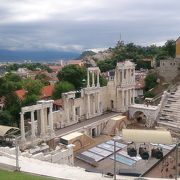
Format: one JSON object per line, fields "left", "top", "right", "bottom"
{"left": 0, "top": 111, "right": 13, "bottom": 126}
{"left": 52, "top": 81, "right": 75, "bottom": 100}
{"left": 144, "top": 71, "right": 157, "bottom": 91}
{"left": 164, "top": 40, "right": 176, "bottom": 58}
{"left": 99, "top": 75, "right": 108, "bottom": 86}
{"left": 57, "top": 65, "right": 87, "bottom": 90}
{"left": 144, "top": 91, "right": 155, "bottom": 98}
{"left": 23, "top": 78, "right": 43, "bottom": 97}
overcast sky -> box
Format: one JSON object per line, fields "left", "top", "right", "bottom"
{"left": 0, "top": 0, "right": 180, "bottom": 52}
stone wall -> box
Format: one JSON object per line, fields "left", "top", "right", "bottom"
{"left": 157, "top": 58, "right": 180, "bottom": 81}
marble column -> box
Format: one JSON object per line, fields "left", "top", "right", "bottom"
{"left": 122, "top": 69, "right": 124, "bottom": 84}
{"left": 97, "top": 92, "right": 100, "bottom": 113}
{"left": 133, "top": 69, "right": 135, "bottom": 84}
{"left": 133, "top": 88, "right": 135, "bottom": 104}
{"left": 97, "top": 70, "right": 100, "bottom": 87}
{"left": 49, "top": 106, "right": 55, "bottom": 138}
{"left": 79, "top": 107, "right": 81, "bottom": 117}
{"left": 87, "top": 70, "right": 90, "bottom": 87}
{"left": 126, "top": 90, "right": 128, "bottom": 106}
{"left": 40, "top": 108, "right": 45, "bottom": 137}
{"left": 93, "top": 95, "right": 95, "bottom": 114}
{"left": 129, "top": 89, "right": 131, "bottom": 105}
{"left": 87, "top": 94, "right": 90, "bottom": 118}
{"left": 73, "top": 106, "right": 76, "bottom": 122}
{"left": 122, "top": 90, "right": 124, "bottom": 108}
{"left": 66, "top": 99, "right": 69, "bottom": 123}
{"left": 31, "top": 111, "right": 36, "bottom": 139}
{"left": 92, "top": 71, "right": 95, "bottom": 87}
{"left": 20, "top": 112, "right": 26, "bottom": 142}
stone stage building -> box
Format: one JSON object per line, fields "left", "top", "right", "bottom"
{"left": 20, "top": 61, "right": 136, "bottom": 146}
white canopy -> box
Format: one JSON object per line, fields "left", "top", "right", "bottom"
{"left": 122, "top": 129, "right": 173, "bottom": 145}
{"left": 0, "top": 125, "right": 19, "bottom": 137}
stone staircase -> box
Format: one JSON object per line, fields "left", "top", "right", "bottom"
{"left": 157, "top": 86, "right": 180, "bottom": 132}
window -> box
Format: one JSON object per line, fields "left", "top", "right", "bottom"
{"left": 111, "top": 100, "right": 114, "bottom": 109}
{"left": 131, "top": 69, "right": 133, "bottom": 76}
{"left": 124, "top": 70, "right": 126, "bottom": 79}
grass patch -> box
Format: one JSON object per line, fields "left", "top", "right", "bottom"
{"left": 0, "top": 169, "right": 55, "bottom": 180}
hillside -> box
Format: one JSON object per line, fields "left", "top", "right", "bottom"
{"left": 80, "top": 40, "right": 176, "bottom": 72}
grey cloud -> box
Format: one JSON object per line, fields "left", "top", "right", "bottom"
{"left": 0, "top": 0, "right": 179, "bottom": 52}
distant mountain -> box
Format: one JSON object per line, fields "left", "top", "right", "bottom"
{"left": 0, "top": 49, "right": 80, "bottom": 62}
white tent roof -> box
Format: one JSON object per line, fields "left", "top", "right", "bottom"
{"left": 122, "top": 129, "right": 173, "bottom": 145}
{"left": 0, "top": 125, "right": 19, "bottom": 137}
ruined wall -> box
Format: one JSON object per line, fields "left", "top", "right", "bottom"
{"left": 157, "top": 59, "right": 180, "bottom": 81}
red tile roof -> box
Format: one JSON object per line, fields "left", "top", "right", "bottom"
{"left": 15, "top": 85, "right": 54, "bottom": 100}
{"left": 40, "top": 85, "right": 54, "bottom": 99}
{"left": 14, "top": 89, "right": 26, "bottom": 100}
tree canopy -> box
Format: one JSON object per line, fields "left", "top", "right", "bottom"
{"left": 52, "top": 81, "right": 75, "bottom": 100}
{"left": 0, "top": 75, "right": 44, "bottom": 126}
{"left": 144, "top": 71, "right": 158, "bottom": 91}
{"left": 57, "top": 65, "right": 87, "bottom": 90}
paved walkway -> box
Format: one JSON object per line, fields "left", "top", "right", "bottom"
{"left": 55, "top": 112, "right": 120, "bottom": 137}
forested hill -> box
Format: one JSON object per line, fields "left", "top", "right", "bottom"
{"left": 81, "top": 40, "right": 176, "bottom": 72}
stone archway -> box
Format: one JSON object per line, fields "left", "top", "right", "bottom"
{"left": 133, "top": 111, "right": 147, "bottom": 125}
{"left": 72, "top": 139, "right": 83, "bottom": 148}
